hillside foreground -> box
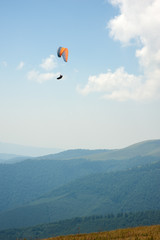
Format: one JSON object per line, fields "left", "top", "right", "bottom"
{"left": 42, "top": 225, "right": 160, "bottom": 240}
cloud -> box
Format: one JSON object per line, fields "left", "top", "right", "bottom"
{"left": 27, "top": 70, "right": 58, "bottom": 83}
{"left": 17, "top": 61, "right": 24, "bottom": 70}
{"left": 27, "top": 54, "right": 59, "bottom": 83}
{"left": 40, "top": 55, "right": 57, "bottom": 71}
{"left": 79, "top": 0, "right": 160, "bottom": 101}
{"left": 77, "top": 68, "right": 143, "bottom": 101}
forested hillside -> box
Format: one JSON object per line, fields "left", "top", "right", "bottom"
{"left": 0, "top": 160, "right": 160, "bottom": 230}
{"left": 0, "top": 154, "right": 158, "bottom": 213}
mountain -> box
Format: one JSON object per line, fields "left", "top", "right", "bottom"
{"left": 0, "top": 160, "right": 159, "bottom": 230}
{"left": 0, "top": 153, "right": 22, "bottom": 160}
{"left": 0, "top": 142, "right": 62, "bottom": 157}
{"left": 83, "top": 139, "right": 160, "bottom": 161}
{"left": 38, "top": 149, "right": 109, "bottom": 160}
{"left": 0, "top": 158, "right": 117, "bottom": 212}
{"left": 0, "top": 139, "right": 159, "bottom": 230}
{"left": 0, "top": 154, "right": 159, "bottom": 213}
{"left": 0, "top": 153, "right": 30, "bottom": 164}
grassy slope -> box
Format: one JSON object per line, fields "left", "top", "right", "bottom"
{"left": 42, "top": 225, "right": 160, "bottom": 240}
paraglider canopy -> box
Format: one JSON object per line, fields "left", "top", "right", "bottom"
{"left": 57, "top": 47, "right": 68, "bottom": 62}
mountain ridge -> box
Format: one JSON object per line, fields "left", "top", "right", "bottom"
{"left": 0, "top": 139, "right": 160, "bottom": 162}
{"left": 36, "top": 139, "right": 160, "bottom": 161}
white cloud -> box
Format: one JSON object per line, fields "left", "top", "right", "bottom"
{"left": 78, "top": 67, "right": 145, "bottom": 101}
{"left": 17, "top": 61, "right": 24, "bottom": 70}
{"left": 27, "top": 54, "right": 59, "bottom": 83}
{"left": 79, "top": 0, "right": 160, "bottom": 101}
{"left": 28, "top": 70, "right": 58, "bottom": 83}
{"left": 40, "top": 55, "right": 57, "bottom": 71}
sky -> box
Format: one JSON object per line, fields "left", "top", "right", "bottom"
{"left": 0, "top": 0, "right": 160, "bottom": 150}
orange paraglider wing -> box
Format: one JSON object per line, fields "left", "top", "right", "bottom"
{"left": 57, "top": 47, "right": 68, "bottom": 62}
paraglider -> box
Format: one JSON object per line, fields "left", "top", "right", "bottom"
{"left": 57, "top": 74, "right": 63, "bottom": 80}
{"left": 56, "top": 47, "right": 68, "bottom": 80}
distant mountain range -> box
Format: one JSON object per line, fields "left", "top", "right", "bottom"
{"left": 0, "top": 153, "right": 31, "bottom": 164}
{"left": 0, "top": 139, "right": 159, "bottom": 230}
{"left": 0, "top": 139, "right": 160, "bottom": 161}
{"left": 0, "top": 142, "right": 62, "bottom": 157}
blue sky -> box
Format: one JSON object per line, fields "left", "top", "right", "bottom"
{"left": 0, "top": 0, "right": 160, "bottom": 150}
